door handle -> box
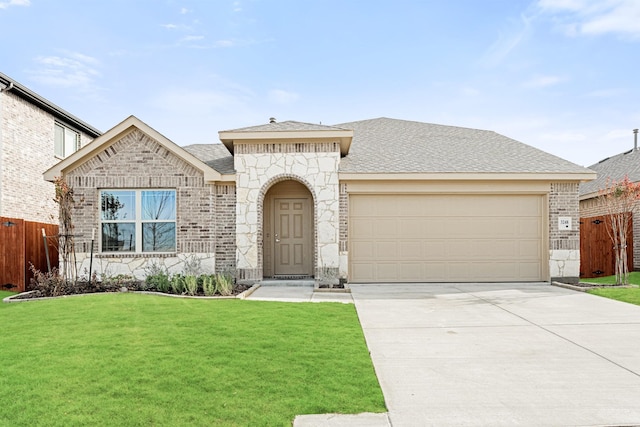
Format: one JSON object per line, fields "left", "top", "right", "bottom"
{"left": 275, "top": 233, "right": 280, "bottom": 243}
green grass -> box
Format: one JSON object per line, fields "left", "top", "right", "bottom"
{"left": 0, "top": 294, "right": 385, "bottom": 426}
{"left": 584, "top": 272, "right": 640, "bottom": 306}
{"left": 0, "top": 290, "right": 16, "bottom": 299}
{"left": 583, "top": 271, "right": 640, "bottom": 285}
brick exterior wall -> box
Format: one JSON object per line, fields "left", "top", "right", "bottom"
{"left": 214, "top": 183, "right": 236, "bottom": 273}
{"left": 549, "top": 182, "right": 580, "bottom": 251}
{"left": 65, "top": 128, "right": 221, "bottom": 278}
{"left": 549, "top": 182, "right": 580, "bottom": 282}
{"left": 0, "top": 91, "right": 93, "bottom": 223}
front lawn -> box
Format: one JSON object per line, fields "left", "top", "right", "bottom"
{"left": 582, "top": 271, "right": 640, "bottom": 285}
{"left": 0, "top": 294, "right": 385, "bottom": 426}
{"left": 588, "top": 287, "right": 640, "bottom": 306}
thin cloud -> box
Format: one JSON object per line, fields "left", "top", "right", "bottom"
{"left": 537, "top": 0, "right": 640, "bottom": 39}
{"left": 29, "top": 51, "right": 102, "bottom": 92}
{"left": 0, "top": 0, "right": 29, "bottom": 9}
{"left": 180, "top": 7, "right": 189, "bottom": 14}
{"left": 268, "top": 89, "right": 299, "bottom": 104}
{"left": 480, "top": 9, "right": 538, "bottom": 67}
{"left": 232, "top": 1, "right": 242, "bottom": 12}
{"left": 523, "top": 74, "right": 566, "bottom": 88}
{"left": 162, "top": 23, "right": 179, "bottom": 30}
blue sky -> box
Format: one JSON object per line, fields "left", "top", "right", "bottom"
{"left": 1, "top": 0, "right": 639, "bottom": 167}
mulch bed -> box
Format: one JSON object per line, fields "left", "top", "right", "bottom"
{"left": 10, "top": 282, "right": 253, "bottom": 300}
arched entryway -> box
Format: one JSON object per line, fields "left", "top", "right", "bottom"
{"left": 262, "top": 180, "right": 315, "bottom": 278}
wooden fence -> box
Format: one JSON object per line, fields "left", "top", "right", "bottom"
{"left": 0, "top": 217, "right": 59, "bottom": 293}
{"left": 580, "top": 214, "right": 633, "bottom": 279}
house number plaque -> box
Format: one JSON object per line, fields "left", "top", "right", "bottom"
{"left": 558, "top": 217, "right": 572, "bottom": 231}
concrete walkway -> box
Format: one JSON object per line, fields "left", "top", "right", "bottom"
{"left": 251, "top": 283, "right": 640, "bottom": 426}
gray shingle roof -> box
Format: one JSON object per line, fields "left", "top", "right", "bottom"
{"left": 579, "top": 148, "right": 640, "bottom": 196}
{"left": 222, "top": 120, "right": 348, "bottom": 133}
{"left": 182, "top": 144, "right": 234, "bottom": 174}
{"left": 336, "top": 117, "right": 593, "bottom": 174}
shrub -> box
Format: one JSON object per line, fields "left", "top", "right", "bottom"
{"left": 171, "top": 275, "right": 185, "bottom": 294}
{"left": 184, "top": 275, "right": 198, "bottom": 296}
{"left": 215, "top": 272, "right": 234, "bottom": 296}
{"left": 202, "top": 275, "right": 216, "bottom": 296}
{"left": 29, "top": 267, "right": 69, "bottom": 297}
{"left": 146, "top": 272, "right": 171, "bottom": 293}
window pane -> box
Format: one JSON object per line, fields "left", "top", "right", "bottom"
{"left": 102, "top": 223, "right": 136, "bottom": 252}
{"left": 141, "top": 190, "right": 176, "bottom": 220}
{"left": 64, "top": 128, "right": 78, "bottom": 157}
{"left": 54, "top": 124, "right": 64, "bottom": 157}
{"left": 101, "top": 191, "right": 136, "bottom": 220}
{"left": 143, "top": 222, "right": 176, "bottom": 252}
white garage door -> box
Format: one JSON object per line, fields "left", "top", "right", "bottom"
{"left": 349, "top": 194, "right": 544, "bottom": 283}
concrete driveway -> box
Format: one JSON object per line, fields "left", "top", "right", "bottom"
{"left": 349, "top": 283, "right": 640, "bottom": 426}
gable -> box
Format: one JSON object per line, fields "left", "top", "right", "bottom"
{"left": 44, "top": 115, "right": 222, "bottom": 182}
{"left": 67, "top": 129, "right": 203, "bottom": 182}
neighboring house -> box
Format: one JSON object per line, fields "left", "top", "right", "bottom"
{"left": 44, "top": 115, "right": 595, "bottom": 285}
{"left": 579, "top": 142, "right": 640, "bottom": 276}
{"left": 0, "top": 72, "right": 101, "bottom": 223}
{"left": 0, "top": 72, "right": 101, "bottom": 292}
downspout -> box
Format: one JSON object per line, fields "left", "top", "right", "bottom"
{"left": 634, "top": 128, "right": 638, "bottom": 151}
{"left": 0, "top": 82, "right": 13, "bottom": 216}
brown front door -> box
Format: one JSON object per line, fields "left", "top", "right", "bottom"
{"left": 274, "top": 198, "right": 312, "bottom": 276}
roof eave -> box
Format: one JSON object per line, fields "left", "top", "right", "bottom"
{"left": 339, "top": 172, "right": 598, "bottom": 181}
{"left": 0, "top": 72, "right": 102, "bottom": 138}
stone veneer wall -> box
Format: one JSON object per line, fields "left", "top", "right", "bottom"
{"left": 65, "top": 129, "right": 218, "bottom": 279}
{"left": 234, "top": 142, "right": 341, "bottom": 284}
{"left": 549, "top": 182, "right": 580, "bottom": 283}
{"left": 580, "top": 196, "right": 640, "bottom": 271}
{"left": 0, "top": 90, "right": 93, "bottom": 223}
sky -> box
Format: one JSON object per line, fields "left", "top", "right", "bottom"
{"left": 1, "top": 0, "right": 639, "bottom": 168}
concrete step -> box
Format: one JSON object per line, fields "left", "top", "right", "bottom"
{"left": 259, "top": 279, "right": 314, "bottom": 287}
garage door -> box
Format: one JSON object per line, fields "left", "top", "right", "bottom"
{"left": 349, "top": 194, "right": 544, "bottom": 283}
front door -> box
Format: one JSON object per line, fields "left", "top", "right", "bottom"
{"left": 274, "top": 198, "right": 312, "bottom": 276}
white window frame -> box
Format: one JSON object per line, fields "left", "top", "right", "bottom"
{"left": 54, "top": 122, "right": 81, "bottom": 158}
{"left": 99, "top": 189, "right": 177, "bottom": 254}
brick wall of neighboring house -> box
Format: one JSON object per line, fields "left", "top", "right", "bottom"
{"left": 549, "top": 182, "right": 581, "bottom": 282}
{"left": 0, "top": 90, "right": 93, "bottom": 224}
{"left": 580, "top": 196, "right": 640, "bottom": 270}
{"left": 65, "top": 128, "right": 218, "bottom": 279}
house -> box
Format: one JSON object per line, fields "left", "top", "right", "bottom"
{"left": 1, "top": 72, "right": 101, "bottom": 291}
{"left": 44, "top": 115, "right": 595, "bottom": 285}
{"left": 0, "top": 72, "right": 101, "bottom": 223}
{"left": 579, "top": 138, "right": 640, "bottom": 277}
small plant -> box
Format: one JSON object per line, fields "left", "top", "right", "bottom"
{"left": 171, "top": 275, "right": 185, "bottom": 294}
{"left": 29, "top": 266, "right": 68, "bottom": 297}
{"left": 202, "top": 275, "right": 215, "bottom": 296}
{"left": 215, "top": 272, "right": 234, "bottom": 296}
{"left": 146, "top": 272, "right": 171, "bottom": 293}
{"left": 184, "top": 275, "right": 198, "bottom": 296}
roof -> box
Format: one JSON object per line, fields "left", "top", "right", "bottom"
{"left": 183, "top": 144, "right": 235, "bottom": 174}
{"left": 336, "top": 117, "right": 594, "bottom": 175}
{"left": 579, "top": 148, "right": 640, "bottom": 197}
{"left": 0, "top": 71, "right": 102, "bottom": 138}
{"left": 221, "top": 120, "right": 348, "bottom": 133}
{"left": 218, "top": 120, "right": 353, "bottom": 155}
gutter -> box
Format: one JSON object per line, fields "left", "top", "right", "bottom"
{"left": 0, "top": 72, "right": 101, "bottom": 138}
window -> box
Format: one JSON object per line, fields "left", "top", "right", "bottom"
{"left": 100, "top": 190, "right": 177, "bottom": 253}
{"left": 54, "top": 122, "right": 81, "bottom": 158}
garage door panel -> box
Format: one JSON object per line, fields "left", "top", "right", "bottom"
{"left": 349, "top": 194, "right": 544, "bottom": 283}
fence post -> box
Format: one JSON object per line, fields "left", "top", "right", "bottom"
{"left": 42, "top": 228, "right": 51, "bottom": 273}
